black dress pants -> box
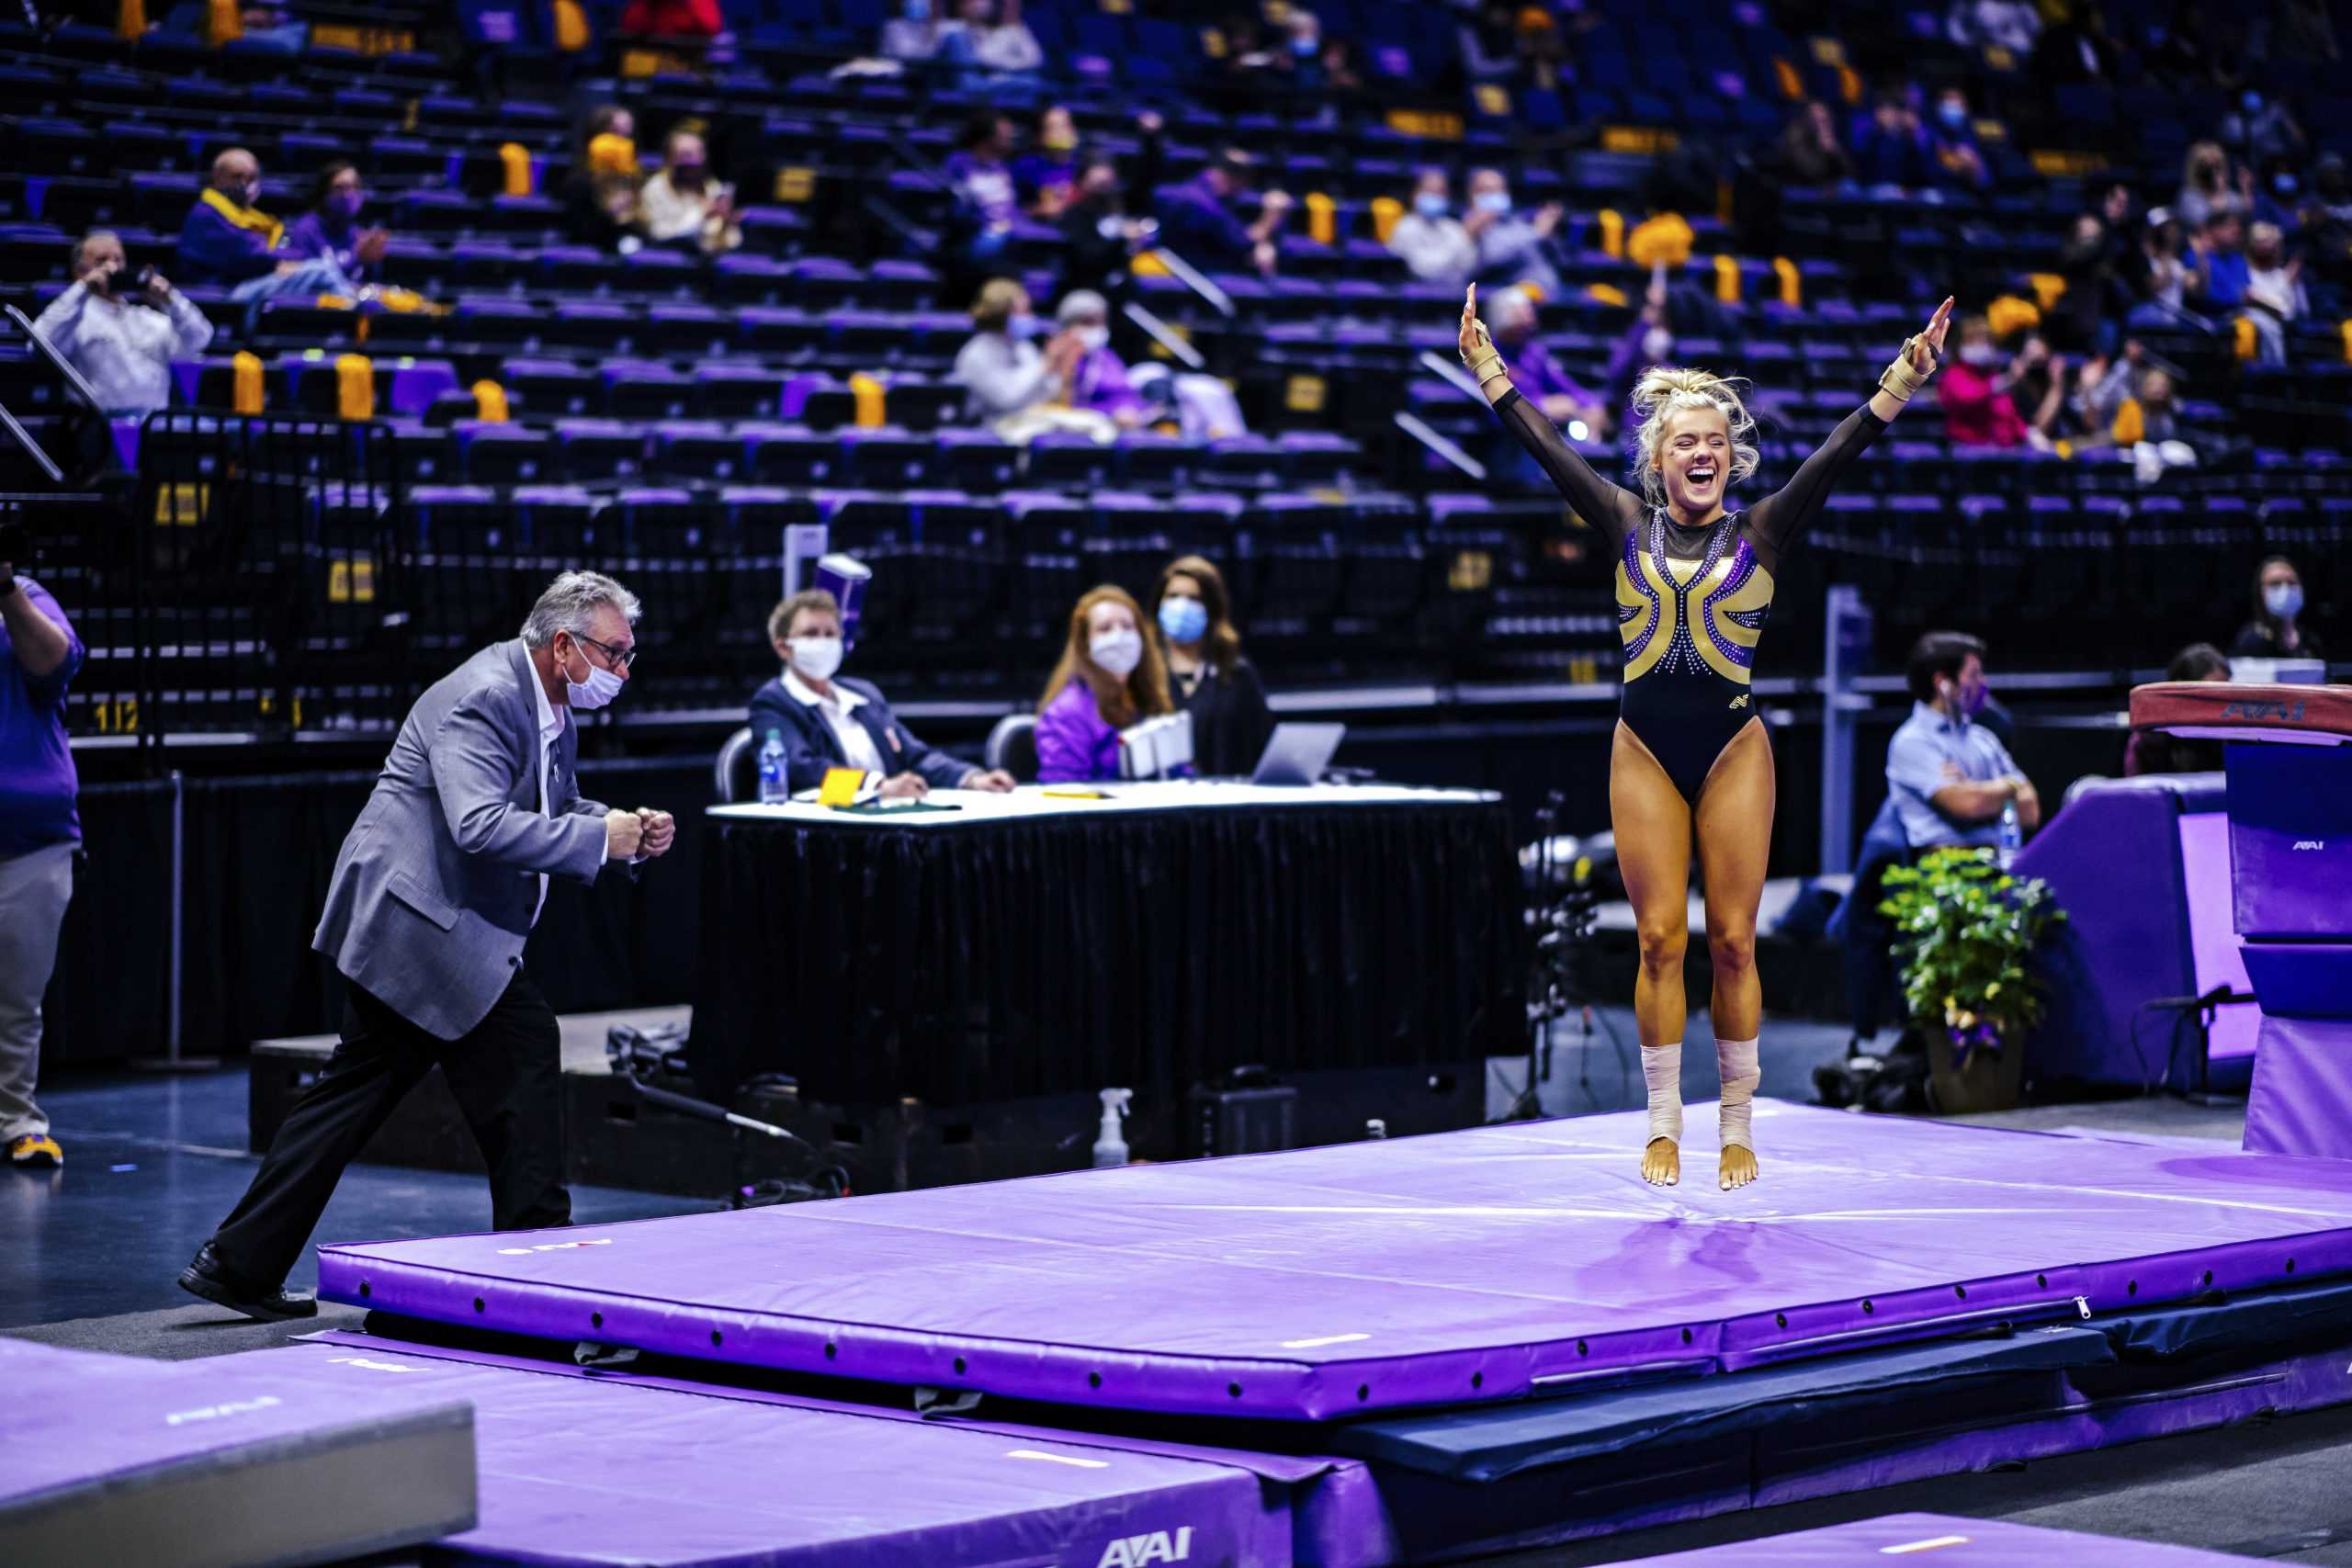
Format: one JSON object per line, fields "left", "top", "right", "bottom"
{"left": 209, "top": 970, "right": 571, "bottom": 1289}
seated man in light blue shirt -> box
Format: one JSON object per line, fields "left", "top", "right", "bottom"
{"left": 1885, "top": 631, "right": 2041, "bottom": 851}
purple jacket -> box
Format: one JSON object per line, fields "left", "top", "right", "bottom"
{"left": 1069, "top": 346, "right": 1145, "bottom": 421}
{"left": 285, "top": 209, "right": 374, "bottom": 283}
{"left": 1035, "top": 680, "right": 1121, "bottom": 783}
{"left": 176, "top": 197, "right": 288, "bottom": 286}
{"left": 1505, "top": 337, "right": 1593, "bottom": 410}
{"left": 0, "top": 578, "right": 85, "bottom": 858}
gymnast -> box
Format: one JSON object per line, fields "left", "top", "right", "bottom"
{"left": 1460, "top": 284, "right": 1952, "bottom": 1190}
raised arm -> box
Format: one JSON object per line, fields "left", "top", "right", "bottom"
{"left": 1461, "top": 286, "right": 1643, "bottom": 547}
{"left": 1750, "top": 297, "right": 1952, "bottom": 562}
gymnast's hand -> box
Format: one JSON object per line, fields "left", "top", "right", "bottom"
{"left": 1459, "top": 285, "right": 1501, "bottom": 378}
{"left": 1910, "top": 296, "right": 1954, "bottom": 374}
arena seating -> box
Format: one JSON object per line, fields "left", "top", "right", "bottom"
{"left": 1, "top": 0, "right": 2346, "bottom": 739}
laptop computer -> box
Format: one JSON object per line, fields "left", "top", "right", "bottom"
{"left": 1250, "top": 722, "right": 1346, "bottom": 785}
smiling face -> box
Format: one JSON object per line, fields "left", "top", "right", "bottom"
{"left": 1654, "top": 405, "right": 1731, "bottom": 517}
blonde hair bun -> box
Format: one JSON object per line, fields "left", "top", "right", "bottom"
{"left": 1629, "top": 367, "right": 1760, "bottom": 511}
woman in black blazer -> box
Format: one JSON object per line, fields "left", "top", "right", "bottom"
{"left": 1151, "top": 556, "right": 1272, "bottom": 778}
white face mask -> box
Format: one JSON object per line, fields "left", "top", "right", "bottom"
{"left": 562, "top": 637, "right": 627, "bottom": 710}
{"left": 1090, "top": 627, "right": 1144, "bottom": 678}
{"left": 1075, "top": 324, "right": 1109, "bottom": 351}
{"left": 788, "top": 636, "right": 844, "bottom": 681}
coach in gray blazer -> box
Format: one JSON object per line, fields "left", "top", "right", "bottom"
{"left": 181, "top": 570, "right": 675, "bottom": 1321}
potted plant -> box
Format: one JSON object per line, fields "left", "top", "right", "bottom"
{"left": 1877, "top": 847, "right": 2067, "bottom": 1113}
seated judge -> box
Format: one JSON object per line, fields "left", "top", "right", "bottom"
{"left": 1152, "top": 556, "right": 1271, "bottom": 777}
{"left": 1035, "top": 585, "right": 1172, "bottom": 784}
{"left": 748, "top": 590, "right": 1014, "bottom": 797}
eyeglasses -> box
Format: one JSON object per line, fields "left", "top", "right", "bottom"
{"left": 573, "top": 633, "right": 639, "bottom": 671}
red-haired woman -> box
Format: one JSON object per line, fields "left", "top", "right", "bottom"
{"left": 1035, "top": 585, "right": 1173, "bottom": 783}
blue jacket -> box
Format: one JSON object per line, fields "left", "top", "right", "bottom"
{"left": 747, "top": 674, "right": 979, "bottom": 793}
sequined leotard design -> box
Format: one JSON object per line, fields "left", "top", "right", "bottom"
{"left": 1493, "top": 389, "right": 1887, "bottom": 804}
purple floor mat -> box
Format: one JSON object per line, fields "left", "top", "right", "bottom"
{"left": 316, "top": 1103, "right": 2352, "bottom": 1421}
{"left": 239, "top": 1340, "right": 1296, "bottom": 1567}
{"left": 0, "top": 1337, "right": 475, "bottom": 1565}
{"left": 1603, "top": 1513, "right": 2258, "bottom": 1564}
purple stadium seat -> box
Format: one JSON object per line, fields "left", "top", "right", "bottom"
{"left": 742, "top": 423, "right": 839, "bottom": 487}
{"left": 646, "top": 302, "right": 736, "bottom": 359}
{"left": 933, "top": 428, "right": 1018, "bottom": 493}
{"left": 552, "top": 418, "right": 645, "bottom": 483}
{"left": 454, "top": 420, "right": 553, "bottom": 485}
{"left": 650, "top": 420, "right": 743, "bottom": 484}
{"left": 603, "top": 359, "right": 695, "bottom": 422}
{"left": 500, "top": 359, "right": 599, "bottom": 418}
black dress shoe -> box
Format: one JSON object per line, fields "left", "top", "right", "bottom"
{"left": 177, "top": 1243, "right": 317, "bottom": 1323}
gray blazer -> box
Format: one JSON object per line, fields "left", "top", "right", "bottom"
{"left": 312, "top": 640, "right": 612, "bottom": 1040}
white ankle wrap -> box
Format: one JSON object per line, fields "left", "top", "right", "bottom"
{"left": 1717, "top": 1036, "right": 1760, "bottom": 1151}
{"left": 1642, "top": 1043, "right": 1683, "bottom": 1146}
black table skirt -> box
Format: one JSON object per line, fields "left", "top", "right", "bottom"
{"left": 691, "top": 798, "right": 1527, "bottom": 1108}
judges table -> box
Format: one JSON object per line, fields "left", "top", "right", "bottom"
{"left": 2131, "top": 682, "right": 2352, "bottom": 1158}
{"left": 690, "top": 782, "right": 1525, "bottom": 1135}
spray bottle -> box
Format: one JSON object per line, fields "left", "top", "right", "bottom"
{"left": 1092, "top": 1088, "right": 1133, "bottom": 1168}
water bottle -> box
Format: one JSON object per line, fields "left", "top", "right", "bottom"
{"left": 1996, "top": 798, "right": 2021, "bottom": 870}
{"left": 757, "top": 729, "right": 788, "bottom": 805}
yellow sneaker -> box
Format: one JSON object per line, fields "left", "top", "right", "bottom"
{"left": 7, "top": 1134, "right": 62, "bottom": 1169}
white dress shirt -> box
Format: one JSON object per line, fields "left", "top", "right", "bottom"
{"left": 30, "top": 281, "right": 214, "bottom": 415}
{"left": 530, "top": 668, "right": 567, "bottom": 926}
{"left": 783, "top": 667, "right": 888, "bottom": 776}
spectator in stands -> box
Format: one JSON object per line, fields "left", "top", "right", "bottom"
{"left": 2221, "top": 88, "right": 2304, "bottom": 166}
{"left": 956, "top": 0, "right": 1043, "bottom": 86}
{"left": 1464, "top": 167, "right": 1563, "bottom": 297}
{"left": 1057, "top": 150, "right": 1158, "bottom": 299}
{"left": 945, "top": 112, "right": 1022, "bottom": 282}
{"left": 565, "top": 130, "right": 646, "bottom": 252}
{"left": 1774, "top": 100, "right": 1852, "bottom": 186}
{"left": 31, "top": 231, "right": 212, "bottom": 417}
{"left": 2241, "top": 221, "right": 2305, "bottom": 365}
{"left": 1388, "top": 169, "right": 1476, "bottom": 288}
{"left": 1939, "top": 317, "right": 2052, "bottom": 450}
{"left": 1035, "top": 585, "right": 1173, "bottom": 784}
{"left": 1486, "top": 286, "right": 1610, "bottom": 439}
{"left": 878, "top": 0, "right": 950, "bottom": 61}
{"left": 2052, "top": 213, "right": 2126, "bottom": 356}
{"left": 2192, "top": 210, "right": 2251, "bottom": 312}
{"left": 575, "top": 104, "right": 637, "bottom": 165}
{"left": 1850, "top": 91, "right": 1931, "bottom": 189}
{"left": 1458, "top": 0, "right": 1530, "bottom": 83}
{"left": 1053, "top": 289, "right": 1145, "bottom": 430}
{"left": 1927, "top": 87, "right": 1989, "bottom": 193}
{"left": 2232, "top": 557, "right": 2324, "bottom": 660}
{"left": 750, "top": 589, "right": 1013, "bottom": 799}
{"left": 1013, "top": 105, "right": 1081, "bottom": 217}
{"left": 1153, "top": 556, "right": 1272, "bottom": 779}
{"left": 637, "top": 127, "right": 740, "bottom": 254}
{"left": 0, "top": 536, "right": 82, "bottom": 1171}
{"left": 952, "top": 279, "right": 1112, "bottom": 442}
{"left": 1157, "top": 149, "right": 1289, "bottom": 277}
{"left": 1946, "top": 0, "right": 2040, "bottom": 53}
{"left": 1886, "top": 631, "right": 2041, "bottom": 853}
{"left": 176, "top": 148, "right": 358, "bottom": 310}
{"left": 2176, "top": 142, "right": 2241, "bottom": 231}
{"left": 285, "top": 163, "right": 388, "bottom": 287}
{"left": 2124, "top": 643, "right": 2230, "bottom": 776}
{"left": 2130, "top": 213, "right": 2209, "bottom": 330}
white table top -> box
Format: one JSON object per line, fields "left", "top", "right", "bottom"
{"left": 707, "top": 780, "right": 1502, "bottom": 829}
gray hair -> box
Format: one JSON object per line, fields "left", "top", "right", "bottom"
{"left": 520, "top": 570, "right": 640, "bottom": 648}
{"left": 71, "top": 230, "right": 120, "bottom": 273}
{"left": 1057, "top": 288, "right": 1108, "bottom": 326}
{"left": 1486, "top": 284, "right": 1537, "bottom": 335}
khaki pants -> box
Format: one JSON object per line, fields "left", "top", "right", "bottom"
{"left": 0, "top": 840, "right": 74, "bottom": 1142}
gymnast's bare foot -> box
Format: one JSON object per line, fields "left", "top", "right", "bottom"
{"left": 1642, "top": 1137, "right": 1680, "bottom": 1186}
{"left": 1720, "top": 1145, "right": 1758, "bottom": 1190}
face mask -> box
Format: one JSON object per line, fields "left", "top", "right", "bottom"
{"left": 1159, "top": 597, "right": 1209, "bottom": 643}
{"left": 562, "top": 638, "right": 626, "bottom": 710}
{"left": 1475, "top": 190, "right": 1511, "bottom": 214}
{"left": 1292, "top": 34, "right": 1317, "bottom": 54}
{"left": 789, "top": 636, "right": 843, "bottom": 681}
{"left": 1414, "top": 192, "right": 1448, "bottom": 219}
{"left": 2266, "top": 582, "right": 2304, "bottom": 619}
{"left": 1642, "top": 326, "right": 1673, "bottom": 361}
{"left": 1938, "top": 102, "right": 1967, "bottom": 128}
{"left": 1075, "top": 324, "right": 1109, "bottom": 351}
{"left": 1959, "top": 342, "right": 1997, "bottom": 367}
{"left": 1009, "top": 312, "right": 1042, "bottom": 339}
{"left": 1091, "top": 628, "right": 1143, "bottom": 678}
{"left": 1043, "top": 130, "right": 1077, "bottom": 152}
{"left": 671, "top": 160, "right": 707, "bottom": 182}
{"left": 2274, "top": 175, "right": 2299, "bottom": 197}
{"left": 2242, "top": 91, "right": 2263, "bottom": 116}
{"left": 330, "top": 188, "right": 364, "bottom": 220}
{"left": 233, "top": 179, "right": 261, "bottom": 208}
